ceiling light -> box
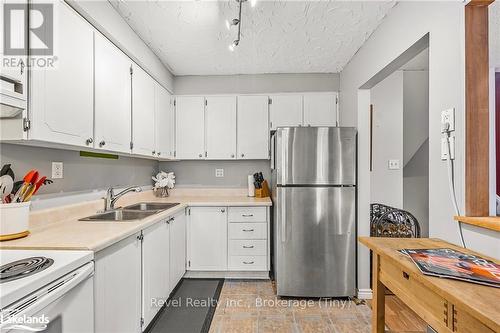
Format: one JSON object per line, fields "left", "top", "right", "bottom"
{"left": 250, "top": 0, "right": 257, "bottom": 8}
{"left": 225, "top": 18, "right": 240, "bottom": 30}
{"left": 228, "top": 39, "right": 239, "bottom": 52}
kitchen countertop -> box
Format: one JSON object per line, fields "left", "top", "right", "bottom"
{"left": 0, "top": 189, "right": 272, "bottom": 252}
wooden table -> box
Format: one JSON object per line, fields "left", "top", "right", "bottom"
{"left": 359, "top": 237, "right": 500, "bottom": 333}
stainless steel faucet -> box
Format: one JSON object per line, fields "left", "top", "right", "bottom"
{"left": 104, "top": 186, "right": 142, "bottom": 211}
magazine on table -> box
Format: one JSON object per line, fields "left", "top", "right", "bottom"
{"left": 399, "top": 248, "right": 500, "bottom": 288}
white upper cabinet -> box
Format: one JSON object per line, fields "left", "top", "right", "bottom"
{"left": 142, "top": 221, "right": 170, "bottom": 330}
{"left": 187, "top": 207, "right": 227, "bottom": 271}
{"left": 155, "top": 83, "right": 173, "bottom": 159}
{"left": 205, "top": 96, "right": 236, "bottom": 159}
{"left": 175, "top": 96, "right": 205, "bottom": 159}
{"left": 237, "top": 96, "right": 269, "bottom": 159}
{"left": 94, "top": 33, "right": 132, "bottom": 154}
{"left": 303, "top": 93, "right": 338, "bottom": 127}
{"left": 132, "top": 64, "right": 155, "bottom": 157}
{"left": 30, "top": 2, "right": 93, "bottom": 147}
{"left": 269, "top": 95, "right": 303, "bottom": 130}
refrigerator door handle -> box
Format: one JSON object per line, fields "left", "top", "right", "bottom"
{"left": 280, "top": 190, "right": 286, "bottom": 243}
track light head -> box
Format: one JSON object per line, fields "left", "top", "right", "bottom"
{"left": 228, "top": 39, "right": 240, "bottom": 52}
{"left": 225, "top": 18, "right": 240, "bottom": 30}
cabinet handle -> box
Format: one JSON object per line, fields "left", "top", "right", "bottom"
{"left": 242, "top": 229, "right": 254, "bottom": 232}
{"left": 243, "top": 261, "right": 254, "bottom": 265}
{"left": 241, "top": 153, "right": 245, "bottom": 158}
{"left": 199, "top": 153, "right": 203, "bottom": 158}
{"left": 231, "top": 154, "right": 235, "bottom": 158}
{"left": 152, "top": 150, "right": 156, "bottom": 155}
{"left": 157, "top": 152, "right": 161, "bottom": 156}
{"left": 86, "top": 138, "right": 93, "bottom": 145}
{"left": 242, "top": 214, "right": 254, "bottom": 217}
{"left": 20, "top": 59, "right": 25, "bottom": 75}
{"left": 243, "top": 245, "right": 254, "bottom": 249}
{"left": 99, "top": 140, "right": 106, "bottom": 147}
{"left": 220, "top": 208, "right": 226, "bottom": 213}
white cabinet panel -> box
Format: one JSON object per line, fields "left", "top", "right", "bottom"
{"left": 95, "top": 33, "right": 132, "bottom": 153}
{"left": 229, "top": 223, "right": 267, "bottom": 240}
{"left": 169, "top": 210, "right": 186, "bottom": 289}
{"left": 237, "top": 96, "right": 269, "bottom": 159}
{"left": 229, "top": 240, "right": 267, "bottom": 256}
{"left": 155, "top": 83, "right": 173, "bottom": 159}
{"left": 175, "top": 96, "right": 205, "bottom": 159}
{"left": 269, "top": 95, "right": 303, "bottom": 130}
{"left": 132, "top": 65, "right": 156, "bottom": 157}
{"left": 228, "top": 207, "right": 267, "bottom": 223}
{"left": 95, "top": 233, "right": 141, "bottom": 333}
{"left": 30, "top": 2, "right": 93, "bottom": 147}
{"left": 228, "top": 255, "right": 267, "bottom": 271}
{"left": 205, "top": 96, "right": 236, "bottom": 159}
{"left": 142, "top": 220, "right": 170, "bottom": 330}
{"left": 187, "top": 207, "right": 227, "bottom": 271}
{"left": 303, "top": 93, "right": 337, "bottom": 126}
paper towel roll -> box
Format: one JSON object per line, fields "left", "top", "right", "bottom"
{"left": 247, "top": 175, "right": 255, "bottom": 197}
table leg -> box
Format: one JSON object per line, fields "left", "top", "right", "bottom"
{"left": 372, "top": 252, "right": 386, "bottom": 333}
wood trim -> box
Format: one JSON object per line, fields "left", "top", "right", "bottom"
{"left": 467, "top": 0, "right": 494, "bottom": 6}
{"left": 465, "top": 3, "right": 491, "bottom": 216}
{"left": 454, "top": 216, "right": 500, "bottom": 232}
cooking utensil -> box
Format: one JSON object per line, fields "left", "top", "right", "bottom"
{"left": 21, "top": 184, "right": 36, "bottom": 202}
{"left": 12, "top": 170, "right": 38, "bottom": 202}
{"left": 0, "top": 164, "right": 14, "bottom": 179}
{"left": 0, "top": 175, "right": 13, "bottom": 203}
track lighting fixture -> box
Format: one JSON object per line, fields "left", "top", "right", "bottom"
{"left": 226, "top": 0, "right": 256, "bottom": 51}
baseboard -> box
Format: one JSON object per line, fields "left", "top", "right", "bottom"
{"left": 184, "top": 270, "right": 270, "bottom": 279}
{"left": 357, "top": 288, "right": 373, "bottom": 299}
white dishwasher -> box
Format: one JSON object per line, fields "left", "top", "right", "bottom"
{"left": 0, "top": 250, "right": 94, "bottom": 332}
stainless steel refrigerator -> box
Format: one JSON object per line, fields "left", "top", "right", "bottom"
{"left": 271, "top": 127, "right": 357, "bottom": 297}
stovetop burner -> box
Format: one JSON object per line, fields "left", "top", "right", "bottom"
{"left": 0, "top": 257, "right": 54, "bottom": 283}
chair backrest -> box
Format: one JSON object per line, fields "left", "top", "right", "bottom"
{"left": 370, "top": 204, "right": 421, "bottom": 238}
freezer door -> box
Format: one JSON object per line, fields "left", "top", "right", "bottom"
{"left": 275, "top": 127, "right": 356, "bottom": 185}
{"left": 274, "top": 186, "right": 356, "bottom": 297}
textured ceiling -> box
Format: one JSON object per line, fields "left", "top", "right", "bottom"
{"left": 490, "top": 1, "right": 500, "bottom": 70}
{"left": 110, "top": 0, "right": 396, "bottom": 75}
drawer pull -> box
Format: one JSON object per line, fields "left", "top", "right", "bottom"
{"left": 242, "top": 229, "right": 254, "bottom": 232}
{"left": 242, "top": 214, "right": 254, "bottom": 217}
{"left": 402, "top": 271, "right": 410, "bottom": 280}
{"left": 243, "top": 245, "right": 254, "bottom": 249}
{"left": 243, "top": 261, "right": 255, "bottom": 265}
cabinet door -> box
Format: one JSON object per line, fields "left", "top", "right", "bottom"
{"left": 132, "top": 65, "right": 156, "bottom": 157}
{"left": 303, "top": 93, "right": 337, "bottom": 126}
{"left": 169, "top": 210, "right": 186, "bottom": 289}
{"left": 187, "top": 207, "right": 227, "bottom": 271}
{"left": 30, "top": 2, "right": 93, "bottom": 147}
{"left": 175, "top": 96, "right": 205, "bottom": 159}
{"left": 155, "top": 83, "right": 173, "bottom": 159}
{"left": 205, "top": 96, "right": 236, "bottom": 159}
{"left": 143, "top": 221, "right": 170, "bottom": 330}
{"left": 237, "top": 96, "right": 269, "bottom": 159}
{"left": 95, "top": 233, "right": 141, "bottom": 333}
{"left": 95, "top": 33, "right": 132, "bottom": 153}
{"left": 269, "top": 95, "right": 303, "bottom": 130}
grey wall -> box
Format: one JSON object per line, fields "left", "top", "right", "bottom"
{"left": 173, "top": 73, "right": 339, "bottom": 95}
{"left": 0, "top": 144, "right": 157, "bottom": 195}
{"left": 159, "top": 160, "right": 270, "bottom": 188}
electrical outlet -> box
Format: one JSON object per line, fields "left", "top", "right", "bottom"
{"left": 388, "top": 159, "right": 400, "bottom": 170}
{"left": 441, "top": 108, "right": 455, "bottom": 132}
{"left": 52, "top": 162, "right": 63, "bottom": 179}
{"left": 215, "top": 168, "right": 224, "bottom": 178}
{"left": 441, "top": 136, "right": 455, "bottom": 160}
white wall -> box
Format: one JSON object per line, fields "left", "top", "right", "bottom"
{"left": 173, "top": 73, "right": 339, "bottom": 95}
{"left": 340, "top": 2, "right": 499, "bottom": 296}
{"left": 370, "top": 71, "right": 403, "bottom": 208}
{"left": 66, "top": 0, "right": 174, "bottom": 92}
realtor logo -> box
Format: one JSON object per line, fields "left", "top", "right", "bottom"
{"left": 3, "top": 3, "right": 53, "bottom": 56}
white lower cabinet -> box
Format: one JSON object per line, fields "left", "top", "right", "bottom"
{"left": 95, "top": 232, "right": 142, "bottom": 333}
{"left": 187, "top": 207, "right": 228, "bottom": 271}
{"left": 142, "top": 220, "right": 170, "bottom": 330}
{"left": 169, "top": 210, "right": 187, "bottom": 288}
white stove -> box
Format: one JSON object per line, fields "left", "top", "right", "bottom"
{"left": 0, "top": 249, "right": 94, "bottom": 332}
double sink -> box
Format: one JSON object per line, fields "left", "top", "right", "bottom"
{"left": 79, "top": 202, "right": 180, "bottom": 222}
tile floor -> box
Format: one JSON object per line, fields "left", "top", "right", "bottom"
{"left": 209, "top": 280, "right": 372, "bottom": 333}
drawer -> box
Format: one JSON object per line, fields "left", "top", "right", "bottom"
{"left": 229, "top": 240, "right": 267, "bottom": 256}
{"left": 229, "top": 223, "right": 267, "bottom": 239}
{"left": 228, "top": 207, "right": 266, "bottom": 223}
{"left": 379, "top": 256, "right": 449, "bottom": 331}
{"left": 229, "top": 255, "right": 267, "bottom": 271}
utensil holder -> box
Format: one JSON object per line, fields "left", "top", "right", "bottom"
{"left": 153, "top": 187, "right": 170, "bottom": 198}
{"left": 0, "top": 201, "right": 30, "bottom": 241}
{"left": 255, "top": 180, "right": 270, "bottom": 198}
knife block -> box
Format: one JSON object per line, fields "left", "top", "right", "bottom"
{"left": 255, "top": 180, "right": 270, "bottom": 198}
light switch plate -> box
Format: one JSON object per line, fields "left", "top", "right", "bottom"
{"left": 441, "top": 108, "right": 455, "bottom": 132}
{"left": 52, "top": 162, "right": 63, "bottom": 179}
{"left": 441, "top": 136, "right": 455, "bottom": 160}
{"left": 215, "top": 168, "right": 224, "bottom": 178}
{"left": 388, "top": 159, "right": 400, "bottom": 170}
